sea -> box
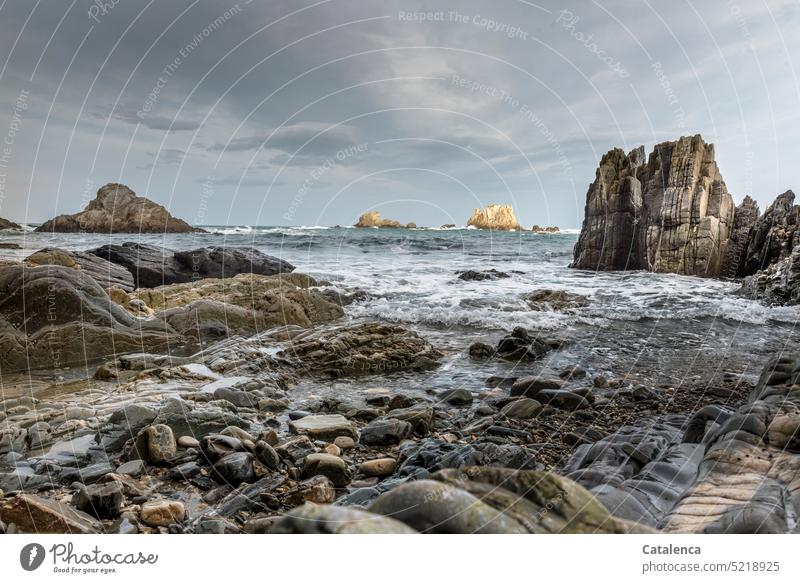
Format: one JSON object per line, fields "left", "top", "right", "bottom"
{"left": 2, "top": 225, "right": 799, "bottom": 395}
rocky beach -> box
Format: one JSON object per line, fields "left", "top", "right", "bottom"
{"left": 1, "top": 140, "right": 799, "bottom": 535}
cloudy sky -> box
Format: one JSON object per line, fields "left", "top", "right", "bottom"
{"left": 0, "top": 0, "right": 798, "bottom": 228}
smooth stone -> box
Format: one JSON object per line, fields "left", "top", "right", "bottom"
{"left": 254, "top": 441, "right": 280, "bottom": 470}
{"left": 212, "top": 452, "right": 257, "bottom": 484}
{"left": 140, "top": 500, "right": 185, "bottom": 527}
{"left": 500, "top": 398, "right": 543, "bottom": 420}
{"left": 333, "top": 436, "right": 356, "bottom": 450}
{"left": 288, "top": 414, "right": 358, "bottom": 441}
{"left": 115, "top": 460, "right": 145, "bottom": 477}
{"left": 359, "top": 458, "right": 397, "bottom": 478}
{"left": 301, "top": 453, "right": 352, "bottom": 487}
{"left": 360, "top": 418, "right": 413, "bottom": 446}
{"left": 177, "top": 436, "right": 200, "bottom": 449}
{"left": 510, "top": 377, "right": 564, "bottom": 398}
{"left": 437, "top": 388, "right": 473, "bottom": 406}
{"left": 0, "top": 493, "right": 100, "bottom": 533}
{"left": 270, "top": 503, "right": 417, "bottom": 534}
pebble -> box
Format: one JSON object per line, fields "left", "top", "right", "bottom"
{"left": 324, "top": 444, "right": 341, "bottom": 456}
{"left": 358, "top": 458, "right": 397, "bottom": 478}
{"left": 140, "top": 500, "right": 185, "bottom": 527}
{"left": 333, "top": 436, "right": 355, "bottom": 450}
{"left": 177, "top": 436, "right": 200, "bottom": 449}
{"left": 116, "top": 460, "right": 145, "bottom": 477}
{"left": 144, "top": 424, "right": 176, "bottom": 464}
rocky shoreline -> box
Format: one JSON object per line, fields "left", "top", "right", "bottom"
{"left": 1, "top": 236, "right": 796, "bottom": 533}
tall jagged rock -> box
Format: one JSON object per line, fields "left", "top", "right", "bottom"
{"left": 720, "top": 195, "right": 760, "bottom": 278}
{"left": 36, "top": 183, "right": 204, "bottom": 233}
{"left": 573, "top": 135, "right": 735, "bottom": 277}
{"left": 741, "top": 190, "right": 799, "bottom": 276}
{"left": 571, "top": 145, "right": 646, "bottom": 270}
{"left": 467, "top": 204, "right": 520, "bottom": 231}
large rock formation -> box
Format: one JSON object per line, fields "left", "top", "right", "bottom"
{"left": 738, "top": 246, "right": 800, "bottom": 305}
{"left": 25, "top": 247, "right": 135, "bottom": 291}
{"left": 467, "top": 204, "right": 520, "bottom": 231}
{"left": 0, "top": 264, "right": 177, "bottom": 371}
{"left": 354, "top": 211, "right": 413, "bottom": 228}
{"left": 0, "top": 217, "right": 21, "bottom": 230}
{"left": 740, "top": 190, "right": 799, "bottom": 276}
{"left": 720, "top": 195, "right": 760, "bottom": 278}
{"left": 572, "top": 135, "right": 735, "bottom": 277}
{"left": 89, "top": 243, "right": 293, "bottom": 289}
{"left": 35, "top": 183, "right": 203, "bottom": 233}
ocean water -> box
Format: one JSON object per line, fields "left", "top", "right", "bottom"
{"left": 2, "top": 225, "right": 799, "bottom": 393}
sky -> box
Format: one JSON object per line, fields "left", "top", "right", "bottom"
{"left": 0, "top": 0, "right": 798, "bottom": 228}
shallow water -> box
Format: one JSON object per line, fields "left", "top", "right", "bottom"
{"left": 2, "top": 226, "right": 799, "bottom": 396}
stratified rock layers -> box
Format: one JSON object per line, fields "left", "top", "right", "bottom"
{"left": 573, "top": 135, "right": 735, "bottom": 277}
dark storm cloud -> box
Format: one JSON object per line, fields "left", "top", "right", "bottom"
{"left": 0, "top": 0, "right": 798, "bottom": 227}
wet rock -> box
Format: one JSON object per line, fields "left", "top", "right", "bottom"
{"left": 510, "top": 377, "right": 564, "bottom": 398}
{"left": 0, "top": 493, "right": 101, "bottom": 533}
{"left": 59, "top": 462, "right": 115, "bottom": 484}
{"left": 739, "top": 245, "right": 800, "bottom": 306}
{"left": 525, "top": 290, "right": 589, "bottom": 312}
{"left": 116, "top": 460, "right": 145, "bottom": 477}
{"left": 0, "top": 264, "right": 178, "bottom": 371}
{"left": 437, "top": 388, "right": 473, "bottom": 406}
{"left": 200, "top": 434, "right": 244, "bottom": 463}
{"left": 472, "top": 327, "right": 564, "bottom": 362}
{"left": 154, "top": 398, "right": 249, "bottom": 438}
{"left": 334, "top": 436, "right": 356, "bottom": 450}
{"left": 258, "top": 397, "right": 289, "bottom": 412}
{"left": 537, "top": 390, "right": 590, "bottom": 411}
{"left": 456, "top": 269, "right": 510, "bottom": 281}
{"left": 25, "top": 247, "right": 135, "bottom": 291}
{"left": 254, "top": 441, "right": 280, "bottom": 470}
{"left": 212, "top": 452, "right": 258, "bottom": 484}
{"left": 177, "top": 436, "right": 200, "bottom": 449}
{"left": 359, "top": 458, "right": 397, "bottom": 478}
{"left": 386, "top": 407, "right": 434, "bottom": 435}
{"left": 170, "top": 461, "right": 202, "bottom": 480}
{"left": 360, "top": 418, "right": 413, "bottom": 446}
{"left": 369, "top": 480, "right": 527, "bottom": 533}
{"left": 276, "top": 322, "right": 442, "bottom": 377}
{"left": 500, "top": 398, "right": 542, "bottom": 420}
{"left": 213, "top": 387, "right": 259, "bottom": 408}
{"left": 559, "top": 365, "right": 587, "bottom": 380}
{"left": 71, "top": 482, "right": 124, "bottom": 520}
{"left": 433, "top": 466, "right": 653, "bottom": 533}
{"left": 271, "top": 503, "right": 417, "bottom": 534}
{"left": 274, "top": 435, "right": 315, "bottom": 465}
{"left": 282, "top": 475, "right": 336, "bottom": 505}
{"left": 140, "top": 499, "right": 185, "bottom": 527}
{"left": 300, "top": 453, "right": 351, "bottom": 487}
{"left": 288, "top": 414, "right": 358, "bottom": 442}
{"left": 109, "top": 403, "right": 159, "bottom": 434}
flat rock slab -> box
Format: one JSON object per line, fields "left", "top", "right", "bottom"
{"left": 0, "top": 493, "right": 101, "bottom": 533}
{"left": 288, "top": 414, "right": 357, "bottom": 441}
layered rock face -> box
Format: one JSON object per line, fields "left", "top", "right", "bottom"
{"left": 573, "top": 135, "right": 735, "bottom": 277}
{"left": 0, "top": 217, "right": 21, "bottom": 230}
{"left": 25, "top": 247, "right": 135, "bottom": 291}
{"left": 35, "top": 183, "right": 203, "bottom": 233}
{"left": 720, "top": 195, "right": 760, "bottom": 278}
{"left": 0, "top": 264, "right": 177, "bottom": 371}
{"left": 354, "top": 211, "right": 413, "bottom": 228}
{"left": 740, "top": 190, "right": 799, "bottom": 276}
{"left": 467, "top": 204, "right": 520, "bottom": 231}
